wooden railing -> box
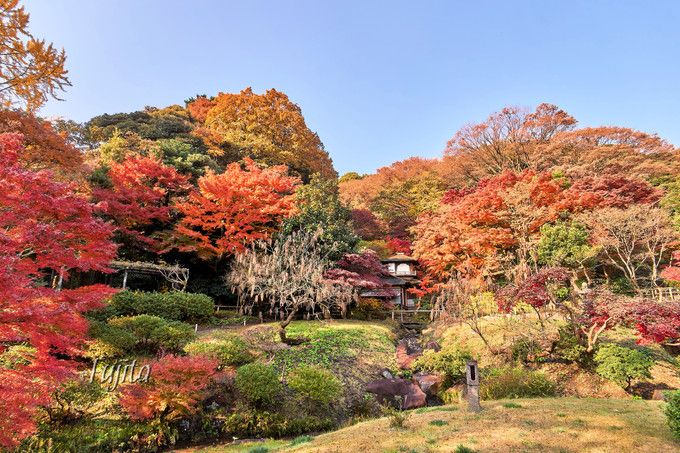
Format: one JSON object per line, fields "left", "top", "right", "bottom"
{"left": 390, "top": 308, "right": 443, "bottom": 323}
{"left": 640, "top": 287, "right": 680, "bottom": 301}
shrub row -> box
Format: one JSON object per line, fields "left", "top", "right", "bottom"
{"left": 106, "top": 290, "right": 214, "bottom": 323}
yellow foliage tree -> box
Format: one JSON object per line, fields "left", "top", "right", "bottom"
{"left": 0, "top": 0, "right": 70, "bottom": 111}
{"left": 204, "top": 87, "right": 336, "bottom": 181}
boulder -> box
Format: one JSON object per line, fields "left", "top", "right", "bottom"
{"left": 424, "top": 341, "right": 441, "bottom": 352}
{"left": 652, "top": 389, "right": 673, "bottom": 401}
{"left": 381, "top": 369, "right": 394, "bottom": 379}
{"left": 365, "top": 378, "right": 427, "bottom": 409}
{"left": 413, "top": 372, "right": 444, "bottom": 396}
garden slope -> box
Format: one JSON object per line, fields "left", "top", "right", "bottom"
{"left": 196, "top": 399, "right": 676, "bottom": 453}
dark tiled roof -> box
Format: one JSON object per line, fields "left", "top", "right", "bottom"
{"left": 382, "top": 253, "right": 418, "bottom": 263}
{"left": 382, "top": 275, "right": 406, "bottom": 286}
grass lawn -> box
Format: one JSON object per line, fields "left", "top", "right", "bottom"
{"left": 182, "top": 398, "right": 677, "bottom": 453}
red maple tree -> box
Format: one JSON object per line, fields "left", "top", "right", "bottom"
{"left": 93, "top": 155, "right": 190, "bottom": 252}
{"left": 0, "top": 133, "right": 117, "bottom": 448}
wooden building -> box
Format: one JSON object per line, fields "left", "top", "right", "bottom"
{"left": 360, "top": 252, "right": 421, "bottom": 308}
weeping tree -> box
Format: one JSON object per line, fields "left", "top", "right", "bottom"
{"left": 227, "top": 229, "right": 353, "bottom": 342}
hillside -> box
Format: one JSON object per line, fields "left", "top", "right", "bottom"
{"left": 187, "top": 399, "right": 676, "bottom": 453}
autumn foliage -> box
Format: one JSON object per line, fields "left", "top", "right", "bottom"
{"left": 204, "top": 88, "right": 336, "bottom": 181}
{"left": 175, "top": 158, "right": 300, "bottom": 260}
{"left": 93, "top": 155, "right": 190, "bottom": 252}
{"left": 0, "top": 133, "right": 116, "bottom": 448}
{"left": 119, "top": 355, "right": 219, "bottom": 422}
{"left": 0, "top": 0, "right": 70, "bottom": 111}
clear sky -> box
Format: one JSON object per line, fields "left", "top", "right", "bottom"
{"left": 24, "top": 0, "right": 680, "bottom": 175}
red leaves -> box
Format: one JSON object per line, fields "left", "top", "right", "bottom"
{"left": 119, "top": 355, "right": 219, "bottom": 422}
{"left": 625, "top": 299, "right": 680, "bottom": 345}
{"left": 175, "top": 158, "right": 300, "bottom": 260}
{"left": 0, "top": 133, "right": 117, "bottom": 448}
{"left": 93, "top": 155, "right": 190, "bottom": 252}
{"left": 350, "top": 208, "right": 384, "bottom": 240}
{"left": 497, "top": 267, "right": 571, "bottom": 311}
{"left": 325, "top": 249, "right": 389, "bottom": 289}
{"left": 386, "top": 237, "right": 411, "bottom": 255}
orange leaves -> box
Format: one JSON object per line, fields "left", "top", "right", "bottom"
{"left": 203, "top": 88, "right": 336, "bottom": 181}
{"left": 0, "top": 0, "right": 70, "bottom": 111}
{"left": 175, "top": 158, "right": 300, "bottom": 260}
{"left": 186, "top": 96, "right": 216, "bottom": 123}
{"left": 0, "top": 110, "right": 83, "bottom": 176}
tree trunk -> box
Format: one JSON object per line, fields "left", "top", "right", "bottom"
{"left": 278, "top": 307, "right": 298, "bottom": 343}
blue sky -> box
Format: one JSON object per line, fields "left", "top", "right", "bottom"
{"left": 25, "top": 0, "right": 680, "bottom": 175}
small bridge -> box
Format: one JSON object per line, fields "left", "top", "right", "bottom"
{"left": 389, "top": 308, "right": 442, "bottom": 331}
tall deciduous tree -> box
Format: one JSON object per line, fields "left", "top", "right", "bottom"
{"left": 444, "top": 104, "right": 576, "bottom": 182}
{"left": 581, "top": 205, "right": 677, "bottom": 289}
{"left": 175, "top": 158, "right": 300, "bottom": 261}
{"left": 92, "top": 155, "right": 191, "bottom": 256}
{"left": 0, "top": 133, "right": 116, "bottom": 448}
{"left": 204, "top": 88, "right": 336, "bottom": 181}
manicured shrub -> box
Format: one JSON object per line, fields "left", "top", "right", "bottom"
{"left": 665, "top": 390, "right": 680, "bottom": 439}
{"left": 594, "top": 343, "right": 654, "bottom": 390}
{"left": 288, "top": 365, "right": 342, "bottom": 405}
{"left": 412, "top": 345, "right": 472, "bottom": 386}
{"left": 235, "top": 363, "right": 282, "bottom": 407}
{"left": 480, "top": 367, "right": 555, "bottom": 399}
{"left": 87, "top": 321, "right": 136, "bottom": 358}
{"left": 108, "top": 290, "right": 214, "bottom": 323}
{"left": 104, "top": 315, "right": 196, "bottom": 354}
{"left": 184, "top": 335, "right": 254, "bottom": 368}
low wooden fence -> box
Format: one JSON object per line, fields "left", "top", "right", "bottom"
{"left": 640, "top": 287, "right": 680, "bottom": 301}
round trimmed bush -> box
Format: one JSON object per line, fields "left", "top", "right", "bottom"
{"left": 87, "top": 321, "right": 136, "bottom": 358}
{"left": 412, "top": 345, "right": 472, "bottom": 387}
{"left": 288, "top": 365, "right": 342, "bottom": 405}
{"left": 106, "top": 315, "right": 195, "bottom": 353}
{"left": 184, "top": 336, "right": 254, "bottom": 368}
{"left": 235, "top": 363, "right": 282, "bottom": 407}
{"left": 107, "top": 291, "right": 214, "bottom": 323}
{"left": 594, "top": 343, "right": 654, "bottom": 390}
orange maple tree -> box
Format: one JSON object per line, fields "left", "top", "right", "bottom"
{"left": 175, "top": 158, "right": 300, "bottom": 260}
{"left": 0, "top": 110, "right": 83, "bottom": 175}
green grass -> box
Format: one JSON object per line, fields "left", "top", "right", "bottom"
{"left": 502, "top": 402, "right": 522, "bottom": 408}
{"left": 186, "top": 398, "right": 677, "bottom": 453}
